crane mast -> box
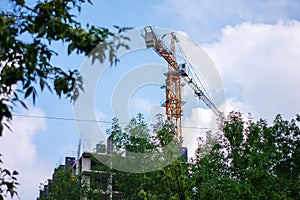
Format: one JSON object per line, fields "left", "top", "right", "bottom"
{"left": 144, "top": 26, "right": 222, "bottom": 145}
{"left": 165, "top": 32, "right": 183, "bottom": 144}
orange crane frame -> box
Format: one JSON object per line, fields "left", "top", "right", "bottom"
{"left": 144, "top": 26, "right": 222, "bottom": 146}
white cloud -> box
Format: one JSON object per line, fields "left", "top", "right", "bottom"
{"left": 130, "top": 96, "right": 165, "bottom": 123}
{"left": 182, "top": 107, "right": 215, "bottom": 158}
{"left": 0, "top": 106, "right": 51, "bottom": 200}
{"left": 204, "top": 20, "right": 300, "bottom": 121}
{"left": 159, "top": 0, "right": 300, "bottom": 24}
{"left": 222, "top": 98, "right": 254, "bottom": 116}
{"left": 180, "top": 20, "right": 300, "bottom": 157}
{"left": 157, "top": 0, "right": 300, "bottom": 43}
{"left": 182, "top": 98, "right": 254, "bottom": 158}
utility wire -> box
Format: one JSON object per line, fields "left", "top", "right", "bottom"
{"left": 12, "top": 113, "right": 218, "bottom": 130}
{"left": 12, "top": 113, "right": 118, "bottom": 124}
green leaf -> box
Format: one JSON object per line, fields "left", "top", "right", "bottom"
{"left": 12, "top": 170, "right": 19, "bottom": 176}
{"left": 19, "top": 100, "right": 28, "bottom": 109}
{"left": 39, "top": 78, "right": 45, "bottom": 91}
{"left": 23, "top": 80, "right": 31, "bottom": 89}
{"left": 24, "top": 87, "right": 33, "bottom": 98}
{"left": 0, "top": 123, "right": 3, "bottom": 136}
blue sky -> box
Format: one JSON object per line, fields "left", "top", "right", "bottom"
{"left": 1, "top": 0, "right": 300, "bottom": 199}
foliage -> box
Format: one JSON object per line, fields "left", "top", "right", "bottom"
{"left": 110, "top": 113, "right": 154, "bottom": 153}
{"left": 192, "top": 111, "right": 300, "bottom": 199}
{"left": 107, "top": 114, "right": 155, "bottom": 199}
{"left": 0, "top": 0, "right": 129, "bottom": 135}
{"left": 84, "top": 156, "right": 114, "bottom": 200}
{"left": 36, "top": 112, "right": 300, "bottom": 199}
{"left": 0, "top": 155, "right": 18, "bottom": 200}
{"left": 106, "top": 114, "right": 190, "bottom": 200}
{"left": 37, "top": 166, "right": 85, "bottom": 200}
{"left": 139, "top": 161, "right": 192, "bottom": 200}
{"left": 1, "top": 0, "right": 130, "bottom": 198}
{"left": 138, "top": 118, "right": 192, "bottom": 200}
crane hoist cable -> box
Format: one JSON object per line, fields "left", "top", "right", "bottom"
{"left": 144, "top": 26, "right": 223, "bottom": 144}
{"left": 174, "top": 36, "right": 212, "bottom": 102}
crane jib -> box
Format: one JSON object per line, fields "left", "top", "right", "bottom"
{"left": 144, "top": 26, "right": 222, "bottom": 118}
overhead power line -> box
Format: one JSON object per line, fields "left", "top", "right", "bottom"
{"left": 13, "top": 113, "right": 116, "bottom": 124}
{"left": 12, "top": 113, "right": 217, "bottom": 130}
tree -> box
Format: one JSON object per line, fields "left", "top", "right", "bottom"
{"left": 99, "top": 114, "right": 189, "bottom": 199}
{"left": 37, "top": 166, "right": 86, "bottom": 200}
{"left": 45, "top": 112, "right": 299, "bottom": 199}
{"left": 139, "top": 160, "right": 192, "bottom": 200}
{"left": 0, "top": 1, "right": 128, "bottom": 198}
{"left": 0, "top": 0, "right": 129, "bottom": 135}
{"left": 107, "top": 114, "right": 192, "bottom": 200}
{"left": 192, "top": 111, "right": 300, "bottom": 199}
{"left": 138, "top": 120, "right": 193, "bottom": 200}
{"left": 107, "top": 114, "right": 155, "bottom": 199}
{"left": 0, "top": 155, "right": 18, "bottom": 200}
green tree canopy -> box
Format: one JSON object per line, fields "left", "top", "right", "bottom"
{"left": 37, "top": 166, "right": 85, "bottom": 200}
{"left": 37, "top": 112, "right": 300, "bottom": 199}
{"left": 192, "top": 111, "right": 300, "bottom": 199}
{"left": 106, "top": 114, "right": 190, "bottom": 200}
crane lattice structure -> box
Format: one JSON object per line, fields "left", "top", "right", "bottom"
{"left": 144, "top": 26, "right": 222, "bottom": 146}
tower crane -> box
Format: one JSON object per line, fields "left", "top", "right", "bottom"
{"left": 144, "top": 26, "right": 222, "bottom": 146}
